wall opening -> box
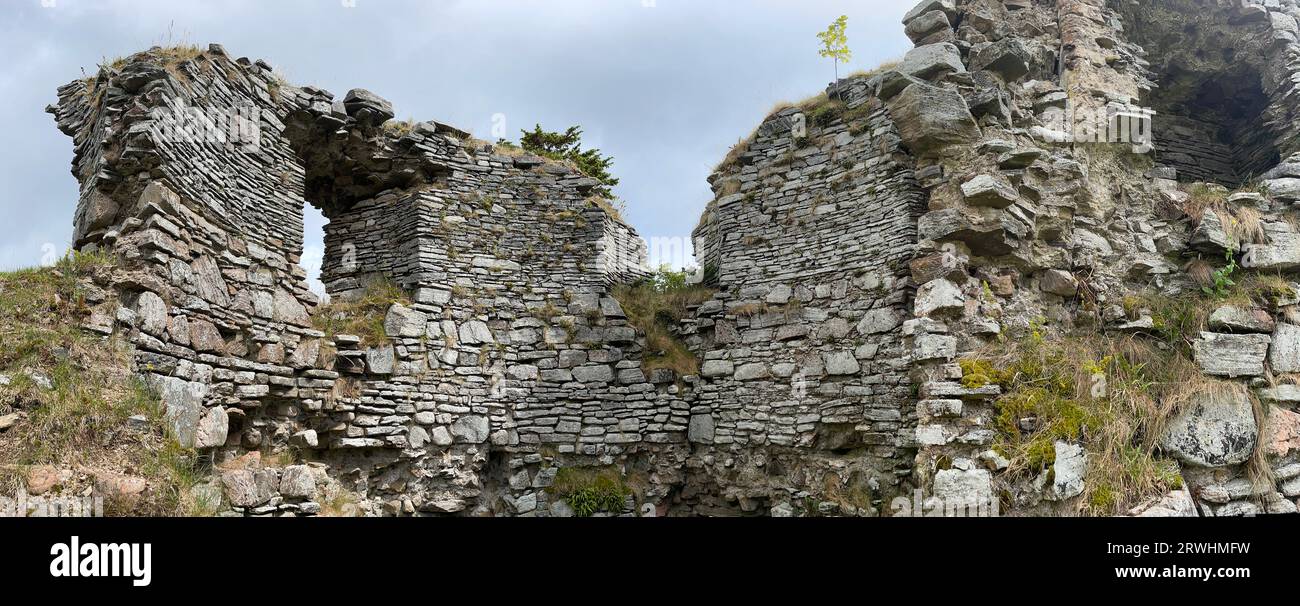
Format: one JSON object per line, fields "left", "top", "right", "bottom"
{"left": 1116, "top": 0, "right": 1282, "bottom": 187}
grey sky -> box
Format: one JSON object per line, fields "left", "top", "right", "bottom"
{"left": 0, "top": 0, "right": 911, "bottom": 290}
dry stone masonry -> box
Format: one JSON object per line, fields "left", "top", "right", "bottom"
{"left": 46, "top": 0, "right": 1300, "bottom": 516}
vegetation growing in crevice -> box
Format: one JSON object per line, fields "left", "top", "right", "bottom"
{"left": 551, "top": 466, "right": 630, "bottom": 517}
{"left": 612, "top": 266, "right": 714, "bottom": 377}
{"left": 962, "top": 328, "right": 1205, "bottom": 515}
{"left": 311, "top": 276, "right": 410, "bottom": 347}
{"left": 0, "top": 252, "right": 207, "bottom": 516}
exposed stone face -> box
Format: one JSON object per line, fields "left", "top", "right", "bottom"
{"left": 887, "top": 83, "right": 980, "bottom": 156}
{"left": 1162, "top": 388, "right": 1258, "bottom": 468}
{"left": 1194, "top": 333, "right": 1271, "bottom": 377}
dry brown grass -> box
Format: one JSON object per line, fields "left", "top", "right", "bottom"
{"left": 311, "top": 277, "right": 410, "bottom": 348}
{"left": 613, "top": 282, "right": 715, "bottom": 377}
{"left": 1180, "top": 182, "right": 1270, "bottom": 245}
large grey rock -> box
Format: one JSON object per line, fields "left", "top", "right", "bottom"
{"left": 823, "top": 351, "right": 861, "bottom": 375}
{"left": 960, "top": 174, "right": 1017, "bottom": 208}
{"left": 1264, "top": 177, "right": 1300, "bottom": 200}
{"left": 1271, "top": 323, "right": 1300, "bottom": 373}
{"left": 1189, "top": 210, "right": 1236, "bottom": 254}
{"left": 1209, "top": 306, "right": 1275, "bottom": 334}
{"left": 458, "top": 320, "right": 495, "bottom": 345}
{"left": 193, "top": 406, "right": 229, "bottom": 449}
{"left": 914, "top": 278, "right": 964, "bottom": 317}
{"left": 1038, "top": 269, "right": 1078, "bottom": 297}
{"left": 573, "top": 365, "right": 614, "bottom": 383}
{"left": 887, "top": 83, "right": 980, "bottom": 157}
{"left": 149, "top": 375, "right": 209, "bottom": 449}
{"left": 899, "top": 43, "right": 965, "bottom": 80}
{"left": 970, "top": 38, "right": 1031, "bottom": 81}
{"left": 366, "top": 346, "right": 396, "bottom": 375}
{"left": 134, "top": 291, "right": 168, "bottom": 337}
{"left": 688, "top": 414, "right": 715, "bottom": 444}
{"left": 932, "top": 469, "right": 994, "bottom": 513}
{"left": 451, "top": 415, "right": 490, "bottom": 443}
{"left": 343, "top": 88, "right": 395, "bottom": 126}
{"left": 1243, "top": 222, "right": 1300, "bottom": 270}
{"left": 1044, "top": 442, "right": 1086, "bottom": 501}
{"left": 1161, "top": 387, "right": 1258, "bottom": 467}
{"left": 903, "top": 0, "right": 957, "bottom": 24}
{"left": 383, "top": 304, "right": 427, "bottom": 338}
{"left": 279, "top": 465, "right": 316, "bottom": 499}
{"left": 1194, "top": 333, "right": 1270, "bottom": 377}
{"left": 221, "top": 469, "right": 279, "bottom": 508}
{"left": 904, "top": 10, "right": 951, "bottom": 44}
{"left": 918, "top": 208, "right": 1017, "bottom": 257}
{"left": 701, "top": 360, "right": 735, "bottom": 378}
{"left": 857, "top": 308, "right": 902, "bottom": 334}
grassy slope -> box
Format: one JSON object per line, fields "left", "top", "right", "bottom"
{"left": 0, "top": 252, "right": 207, "bottom": 516}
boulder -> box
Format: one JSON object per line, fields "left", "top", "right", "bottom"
{"left": 1189, "top": 210, "right": 1237, "bottom": 254}
{"left": 279, "top": 465, "right": 317, "bottom": 499}
{"left": 688, "top": 414, "right": 716, "bottom": 444}
{"left": 857, "top": 308, "right": 902, "bottom": 334}
{"left": 1262, "top": 406, "right": 1300, "bottom": 458}
{"left": 193, "top": 406, "right": 229, "bottom": 449}
{"left": 1161, "top": 387, "right": 1258, "bottom": 467}
{"left": 903, "top": 0, "right": 957, "bottom": 24}
{"left": 887, "top": 83, "right": 980, "bottom": 157}
{"left": 960, "top": 174, "right": 1018, "bottom": 208}
{"left": 1271, "top": 323, "right": 1300, "bottom": 373}
{"left": 149, "top": 375, "right": 210, "bottom": 449}
{"left": 451, "top": 415, "right": 490, "bottom": 444}
{"left": 914, "top": 278, "right": 965, "bottom": 317}
{"left": 134, "top": 291, "right": 168, "bottom": 337}
{"left": 342, "top": 88, "right": 395, "bottom": 126}
{"left": 1208, "top": 306, "right": 1275, "bottom": 334}
{"left": 187, "top": 318, "right": 226, "bottom": 354}
{"left": 1039, "top": 269, "right": 1078, "bottom": 298}
{"left": 1194, "top": 333, "right": 1270, "bottom": 377}
{"left": 970, "top": 38, "right": 1031, "bottom": 81}
{"left": 899, "top": 43, "right": 966, "bottom": 80}
{"left": 932, "top": 469, "right": 994, "bottom": 513}
{"left": 824, "top": 351, "right": 861, "bottom": 375}
{"left": 904, "top": 10, "right": 952, "bottom": 44}
{"left": 365, "top": 346, "right": 396, "bottom": 375}
{"left": 1243, "top": 222, "right": 1300, "bottom": 270}
{"left": 1264, "top": 177, "right": 1300, "bottom": 201}
{"left": 701, "top": 360, "right": 735, "bottom": 378}
{"left": 1044, "top": 442, "right": 1086, "bottom": 501}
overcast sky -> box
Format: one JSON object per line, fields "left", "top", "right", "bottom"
{"left": 0, "top": 0, "right": 911, "bottom": 291}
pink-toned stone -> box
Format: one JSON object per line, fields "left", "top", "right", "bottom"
{"left": 1264, "top": 407, "right": 1300, "bottom": 458}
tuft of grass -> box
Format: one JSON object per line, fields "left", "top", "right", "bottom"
{"left": 383, "top": 118, "right": 417, "bottom": 138}
{"left": 612, "top": 267, "right": 714, "bottom": 377}
{"left": 311, "top": 277, "right": 410, "bottom": 348}
{"left": 552, "top": 466, "right": 629, "bottom": 517}
{"left": 848, "top": 59, "right": 901, "bottom": 79}
{"left": 587, "top": 196, "right": 627, "bottom": 224}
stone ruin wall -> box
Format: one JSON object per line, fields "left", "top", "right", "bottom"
{"left": 46, "top": 0, "right": 1300, "bottom": 516}
{"left": 51, "top": 41, "right": 914, "bottom": 516}
{"left": 862, "top": 0, "right": 1300, "bottom": 515}
{"left": 691, "top": 93, "right": 927, "bottom": 512}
